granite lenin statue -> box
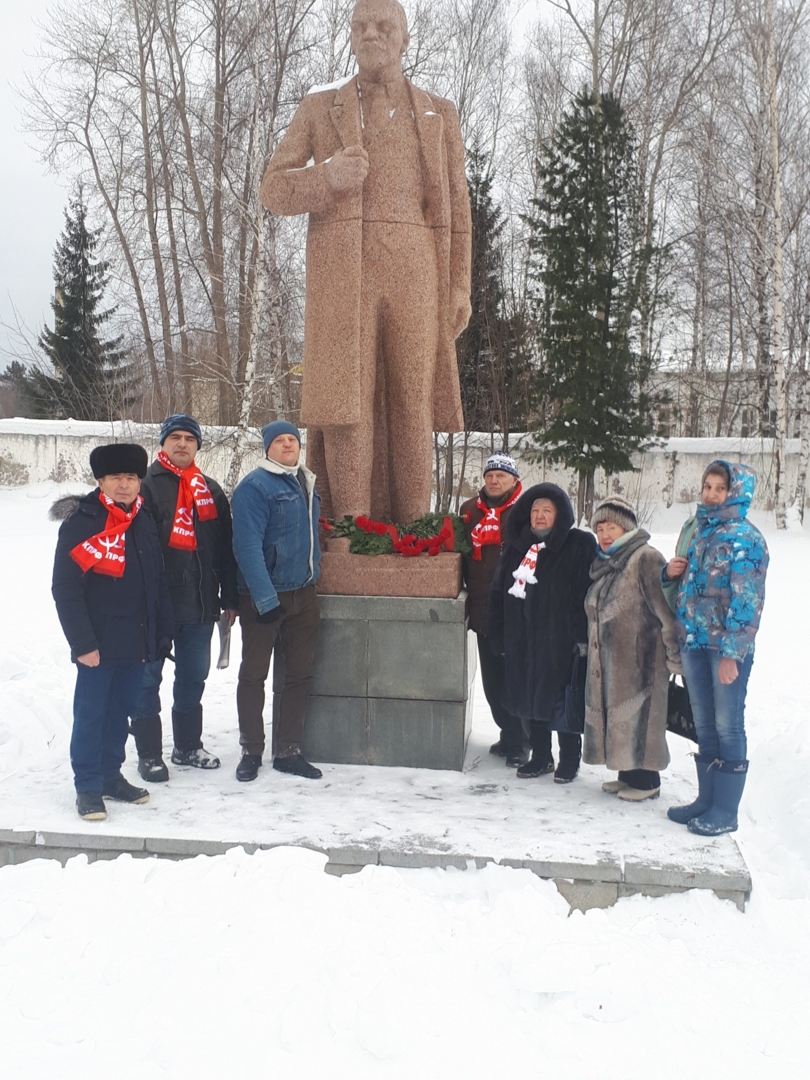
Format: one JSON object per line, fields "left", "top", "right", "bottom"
{"left": 261, "top": 0, "right": 472, "bottom": 523}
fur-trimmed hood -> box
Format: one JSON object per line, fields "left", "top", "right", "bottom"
{"left": 49, "top": 492, "right": 95, "bottom": 522}
{"left": 505, "top": 482, "right": 575, "bottom": 555}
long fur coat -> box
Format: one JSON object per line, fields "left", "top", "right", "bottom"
{"left": 583, "top": 530, "right": 681, "bottom": 772}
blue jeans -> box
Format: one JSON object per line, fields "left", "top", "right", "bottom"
{"left": 135, "top": 621, "right": 214, "bottom": 718}
{"left": 680, "top": 648, "right": 754, "bottom": 761}
{"left": 71, "top": 663, "right": 146, "bottom": 793}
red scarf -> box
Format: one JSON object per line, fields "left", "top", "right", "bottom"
{"left": 70, "top": 493, "right": 143, "bottom": 578}
{"left": 157, "top": 451, "right": 218, "bottom": 551}
{"left": 471, "top": 482, "right": 522, "bottom": 561}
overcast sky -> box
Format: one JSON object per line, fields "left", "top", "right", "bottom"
{"left": 0, "top": 0, "right": 541, "bottom": 370}
{"left": 0, "top": 0, "right": 68, "bottom": 363}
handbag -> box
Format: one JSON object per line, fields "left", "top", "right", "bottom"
{"left": 564, "top": 646, "right": 587, "bottom": 734}
{"left": 667, "top": 673, "right": 697, "bottom": 742}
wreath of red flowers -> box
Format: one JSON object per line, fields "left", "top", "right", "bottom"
{"left": 324, "top": 513, "right": 464, "bottom": 557}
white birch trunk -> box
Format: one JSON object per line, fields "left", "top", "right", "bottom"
{"left": 225, "top": 0, "right": 266, "bottom": 496}
{"left": 767, "top": 0, "right": 788, "bottom": 529}
{"left": 794, "top": 334, "right": 810, "bottom": 523}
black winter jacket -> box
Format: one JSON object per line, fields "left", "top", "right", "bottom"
{"left": 139, "top": 461, "right": 239, "bottom": 624}
{"left": 51, "top": 491, "right": 173, "bottom": 665}
{"left": 487, "top": 483, "right": 597, "bottom": 722}
{"left": 460, "top": 487, "right": 519, "bottom": 635}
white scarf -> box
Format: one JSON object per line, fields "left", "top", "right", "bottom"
{"left": 508, "top": 542, "right": 545, "bottom": 599}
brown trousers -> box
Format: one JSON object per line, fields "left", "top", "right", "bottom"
{"left": 236, "top": 586, "right": 320, "bottom": 756}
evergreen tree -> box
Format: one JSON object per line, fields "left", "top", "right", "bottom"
{"left": 456, "top": 140, "right": 529, "bottom": 439}
{"left": 35, "top": 195, "right": 130, "bottom": 420}
{"left": 526, "top": 90, "right": 661, "bottom": 518}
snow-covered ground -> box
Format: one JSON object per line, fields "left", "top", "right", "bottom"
{"left": 0, "top": 482, "right": 809, "bottom": 1078}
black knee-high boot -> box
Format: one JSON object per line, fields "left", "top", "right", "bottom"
{"left": 516, "top": 722, "right": 554, "bottom": 778}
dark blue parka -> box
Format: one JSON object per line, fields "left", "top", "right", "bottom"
{"left": 51, "top": 491, "right": 173, "bottom": 665}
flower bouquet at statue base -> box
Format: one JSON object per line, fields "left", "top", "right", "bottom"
{"left": 316, "top": 512, "right": 470, "bottom": 599}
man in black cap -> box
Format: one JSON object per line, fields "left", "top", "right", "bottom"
{"left": 129, "top": 414, "right": 239, "bottom": 781}
{"left": 51, "top": 443, "right": 173, "bottom": 821}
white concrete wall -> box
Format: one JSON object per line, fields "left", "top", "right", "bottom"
{"left": 0, "top": 419, "right": 264, "bottom": 489}
{"left": 443, "top": 433, "right": 804, "bottom": 522}
{"left": 0, "top": 419, "right": 803, "bottom": 524}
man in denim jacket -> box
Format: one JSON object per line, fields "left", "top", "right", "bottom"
{"left": 231, "top": 421, "right": 322, "bottom": 781}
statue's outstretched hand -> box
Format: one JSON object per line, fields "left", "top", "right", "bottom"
{"left": 324, "top": 146, "right": 370, "bottom": 195}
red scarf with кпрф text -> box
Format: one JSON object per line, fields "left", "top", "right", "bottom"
{"left": 70, "top": 492, "right": 144, "bottom": 577}
{"left": 157, "top": 451, "right": 218, "bottom": 551}
{"left": 471, "top": 483, "right": 522, "bottom": 561}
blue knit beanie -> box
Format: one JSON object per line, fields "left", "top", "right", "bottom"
{"left": 483, "top": 452, "right": 519, "bottom": 479}
{"left": 160, "top": 414, "right": 202, "bottom": 448}
{"left": 261, "top": 420, "right": 301, "bottom": 454}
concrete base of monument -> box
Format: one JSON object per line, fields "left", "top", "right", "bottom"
{"left": 317, "top": 547, "right": 462, "bottom": 599}
{"left": 273, "top": 592, "right": 475, "bottom": 771}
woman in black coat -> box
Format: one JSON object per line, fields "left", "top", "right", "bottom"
{"left": 488, "top": 483, "right": 597, "bottom": 781}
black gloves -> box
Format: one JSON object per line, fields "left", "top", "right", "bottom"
{"left": 256, "top": 605, "right": 283, "bottom": 625}
{"left": 157, "top": 637, "right": 174, "bottom": 661}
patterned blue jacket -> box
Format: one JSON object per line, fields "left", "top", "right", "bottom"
{"left": 676, "top": 462, "right": 769, "bottom": 660}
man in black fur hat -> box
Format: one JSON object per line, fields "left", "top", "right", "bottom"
{"left": 51, "top": 443, "right": 173, "bottom": 821}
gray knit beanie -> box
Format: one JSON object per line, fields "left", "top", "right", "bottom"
{"left": 591, "top": 495, "right": 638, "bottom": 534}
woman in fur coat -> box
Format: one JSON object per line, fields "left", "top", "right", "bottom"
{"left": 583, "top": 497, "right": 682, "bottom": 801}
{"left": 487, "top": 483, "right": 597, "bottom": 782}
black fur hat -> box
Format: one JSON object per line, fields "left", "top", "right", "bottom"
{"left": 89, "top": 443, "right": 148, "bottom": 479}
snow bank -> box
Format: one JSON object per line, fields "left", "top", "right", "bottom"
{"left": 1, "top": 847, "right": 808, "bottom": 1078}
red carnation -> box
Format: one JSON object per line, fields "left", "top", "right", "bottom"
{"left": 356, "top": 515, "right": 369, "bottom": 530}
{"left": 374, "top": 522, "right": 387, "bottom": 536}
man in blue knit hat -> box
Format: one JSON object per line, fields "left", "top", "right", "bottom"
{"left": 130, "top": 414, "right": 239, "bottom": 781}
{"left": 230, "top": 420, "right": 323, "bottom": 781}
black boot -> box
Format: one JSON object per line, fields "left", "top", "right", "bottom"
{"left": 554, "top": 732, "right": 582, "bottom": 784}
{"left": 138, "top": 757, "right": 169, "bottom": 783}
{"left": 516, "top": 722, "right": 554, "bottom": 778}
{"left": 236, "top": 753, "right": 262, "bottom": 782}
{"left": 171, "top": 746, "right": 221, "bottom": 769}
{"left": 489, "top": 735, "right": 508, "bottom": 757}
{"left": 102, "top": 775, "right": 150, "bottom": 804}
{"left": 171, "top": 706, "right": 203, "bottom": 751}
{"left": 130, "top": 715, "right": 168, "bottom": 783}
{"left": 273, "top": 752, "right": 323, "bottom": 780}
{"left": 76, "top": 792, "right": 106, "bottom": 821}
{"left": 504, "top": 716, "right": 529, "bottom": 768}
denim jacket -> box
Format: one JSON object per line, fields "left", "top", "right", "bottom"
{"left": 675, "top": 462, "right": 769, "bottom": 661}
{"left": 231, "top": 459, "right": 321, "bottom": 614}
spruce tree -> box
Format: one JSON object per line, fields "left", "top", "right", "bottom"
{"left": 526, "top": 90, "right": 660, "bottom": 519}
{"left": 456, "top": 140, "right": 528, "bottom": 439}
{"left": 36, "top": 194, "right": 129, "bottom": 420}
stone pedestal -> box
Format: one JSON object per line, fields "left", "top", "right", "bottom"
{"left": 275, "top": 592, "right": 475, "bottom": 771}
{"left": 317, "top": 540, "right": 462, "bottom": 599}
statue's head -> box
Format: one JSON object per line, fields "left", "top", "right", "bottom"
{"left": 351, "top": 0, "right": 409, "bottom": 78}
